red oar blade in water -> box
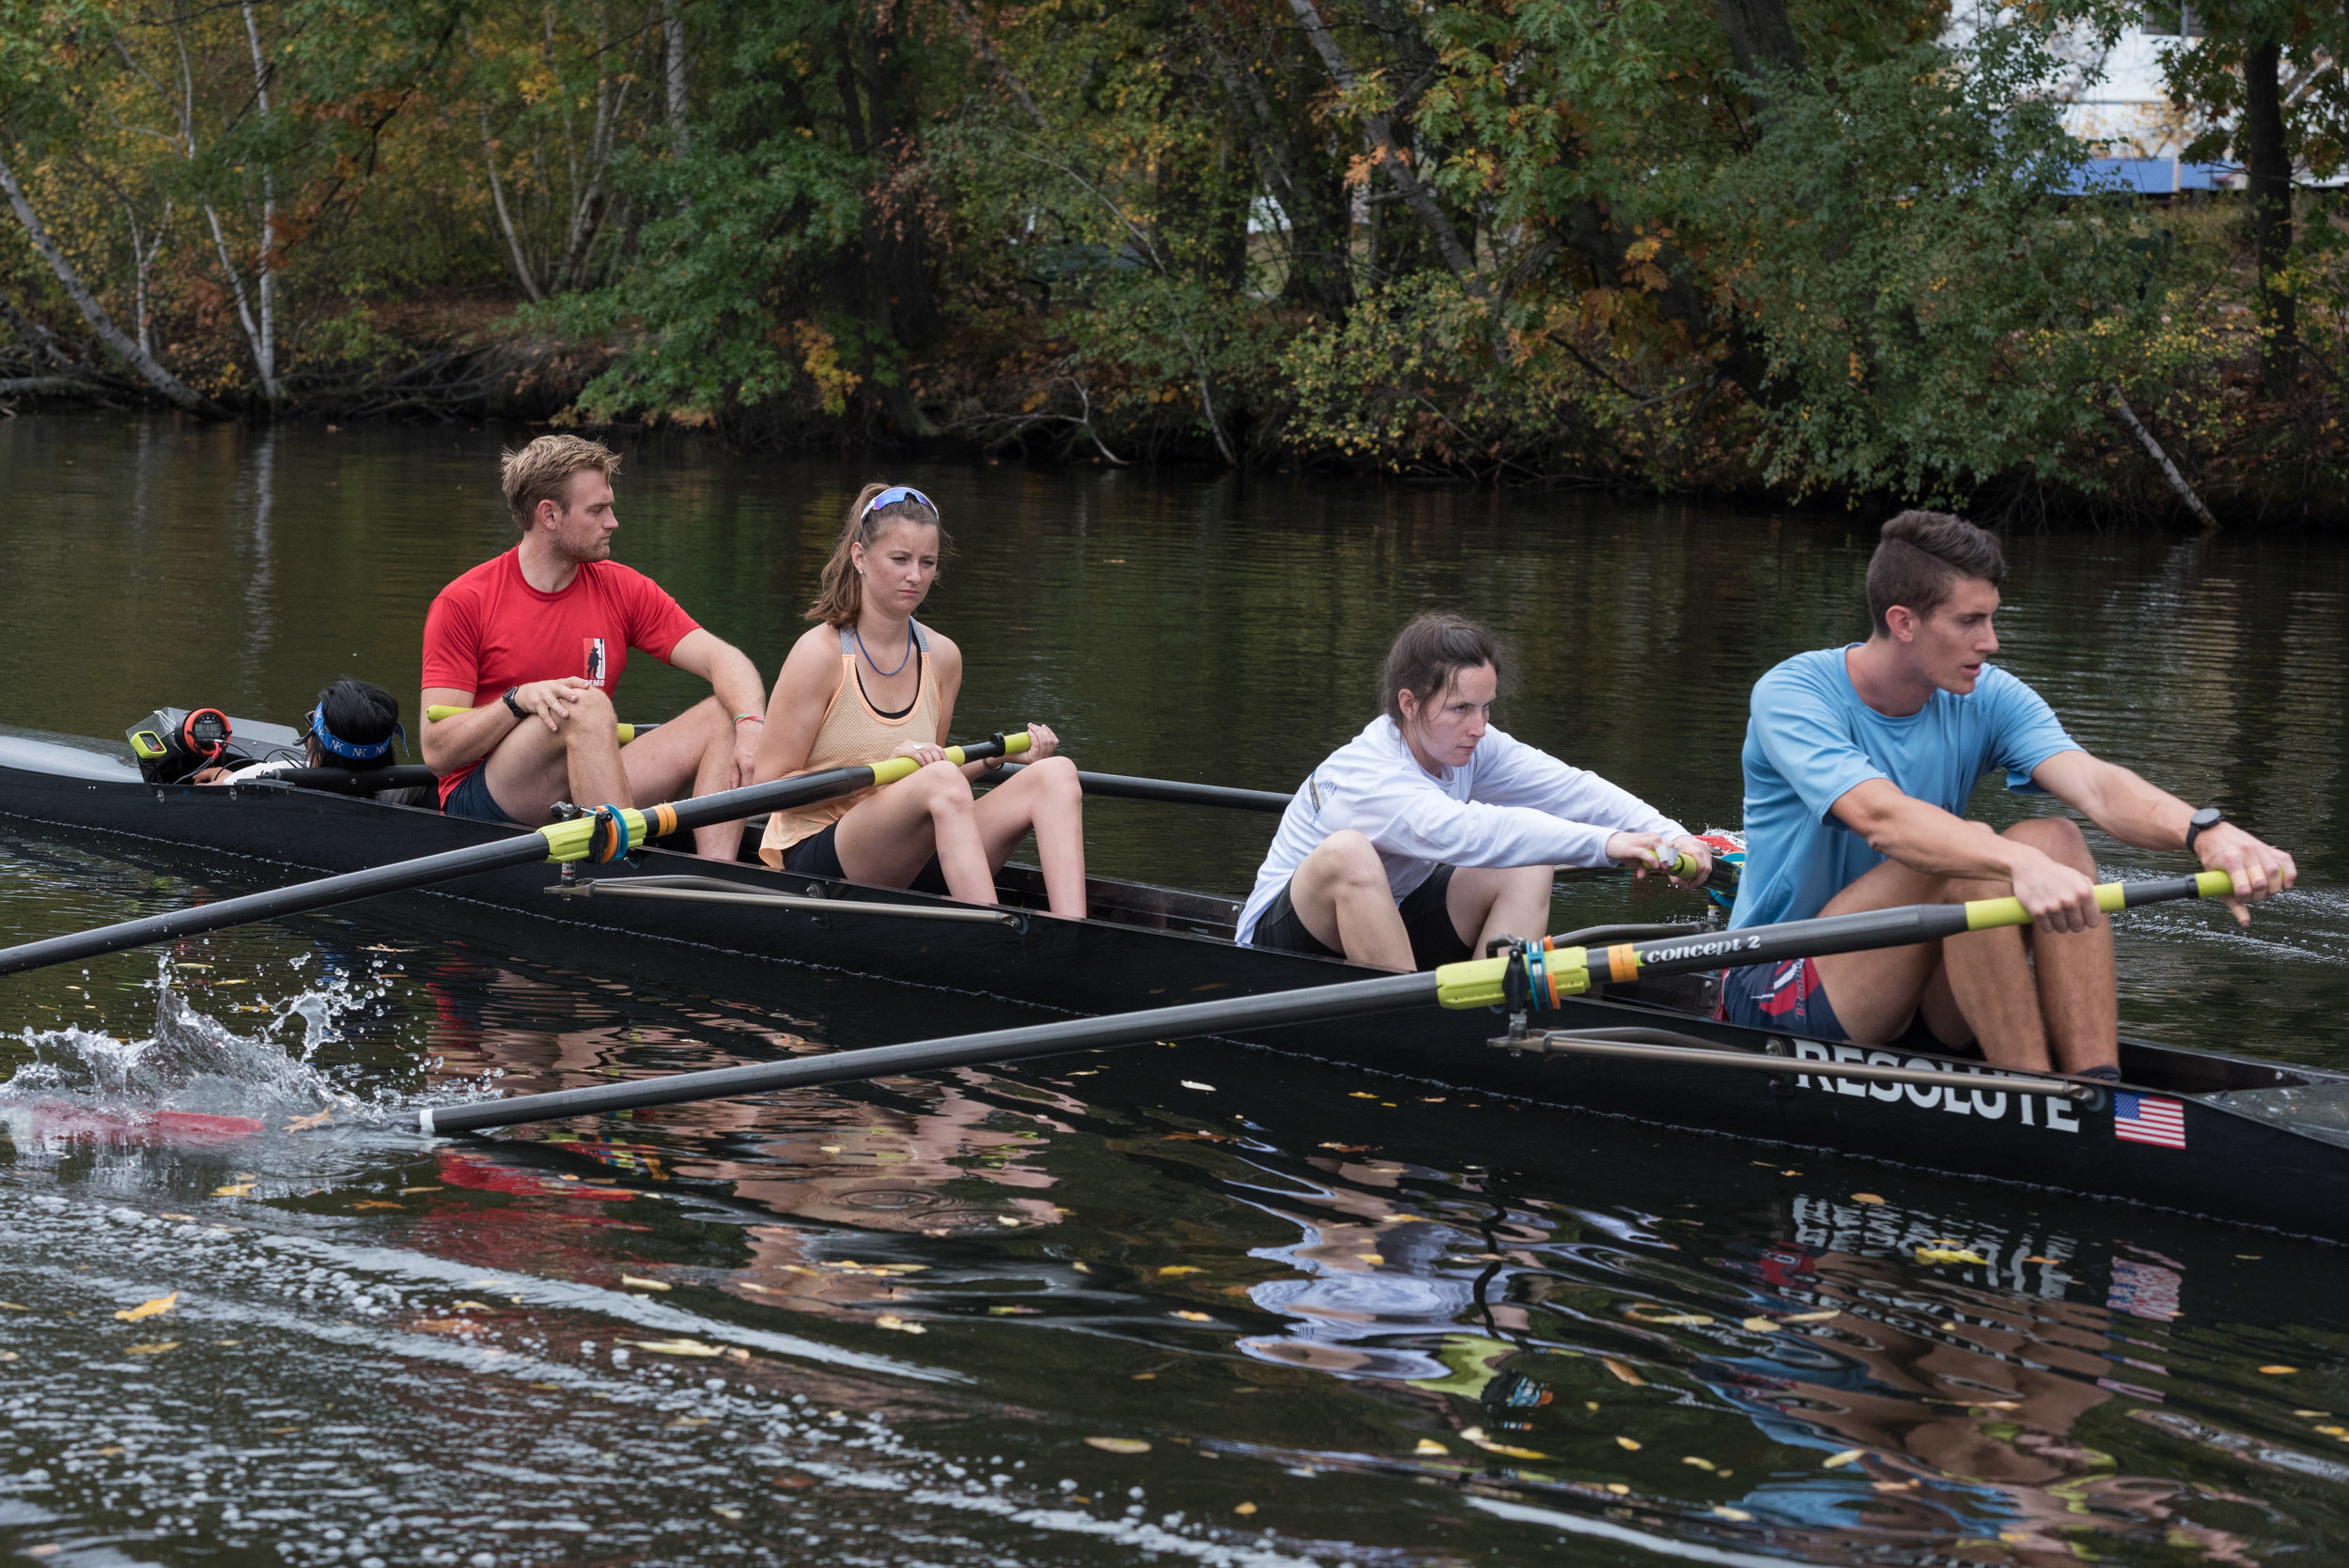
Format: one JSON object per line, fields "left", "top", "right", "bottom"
{"left": 1, "top": 1099, "right": 265, "bottom": 1146}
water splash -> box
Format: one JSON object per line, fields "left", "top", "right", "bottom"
{"left": 0, "top": 957, "right": 399, "bottom": 1133}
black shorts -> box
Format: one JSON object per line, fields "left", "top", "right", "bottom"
{"left": 781, "top": 821, "right": 950, "bottom": 896}
{"left": 1252, "top": 863, "right": 1470, "bottom": 970}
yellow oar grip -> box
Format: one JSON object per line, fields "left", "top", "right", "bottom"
{"left": 1962, "top": 869, "right": 2251, "bottom": 932}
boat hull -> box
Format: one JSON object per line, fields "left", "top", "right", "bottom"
{"left": 2, "top": 726, "right": 2343, "bottom": 1242}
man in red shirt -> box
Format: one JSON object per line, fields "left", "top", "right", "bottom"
{"left": 420, "top": 435, "right": 769, "bottom": 859}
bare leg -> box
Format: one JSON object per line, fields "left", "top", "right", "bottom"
{"left": 1812, "top": 818, "right": 2117, "bottom": 1072}
{"left": 1808, "top": 857, "right": 1955, "bottom": 1045}
{"left": 614, "top": 697, "right": 740, "bottom": 860}
{"left": 1943, "top": 817, "right": 2116, "bottom": 1073}
{"left": 1445, "top": 863, "right": 1554, "bottom": 955}
{"left": 971, "top": 756, "right": 1088, "bottom": 918}
{"left": 480, "top": 685, "right": 630, "bottom": 825}
{"left": 1283, "top": 831, "right": 1412, "bottom": 971}
{"left": 831, "top": 760, "right": 998, "bottom": 905}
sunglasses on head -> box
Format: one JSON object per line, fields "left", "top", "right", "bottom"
{"left": 862, "top": 485, "right": 936, "bottom": 519}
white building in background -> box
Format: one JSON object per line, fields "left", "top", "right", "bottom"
{"left": 1950, "top": 4, "right": 2243, "bottom": 194}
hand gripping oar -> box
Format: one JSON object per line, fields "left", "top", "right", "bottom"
{"left": 416, "top": 870, "right": 2242, "bottom": 1135}
{"left": 0, "top": 732, "right": 1031, "bottom": 978}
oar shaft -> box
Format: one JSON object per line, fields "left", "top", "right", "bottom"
{"left": 998, "top": 763, "right": 1292, "bottom": 814}
{"left": 1439, "top": 871, "right": 2236, "bottom": 1006}
{"left": 418, "top": 970, "right": 1437, "bottom": 1134}
{"left": 0, "top": 733, "right": 1028, "bottom": 977}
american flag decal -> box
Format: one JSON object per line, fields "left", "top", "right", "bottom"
{"left": 2114, "top": 1092, "right": 2187, "bottom": 1150}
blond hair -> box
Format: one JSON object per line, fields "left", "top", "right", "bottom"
{"left": 804, "top": 483, "right": 949, "bottom": 628}
{"left": 500, "top": 435, "right": 621, "bottom": 533}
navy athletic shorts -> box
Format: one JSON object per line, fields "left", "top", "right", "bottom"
{"left": 443, "top": 766, "right": 521, "bottom": 827}
{"left": 1717, "top": 956, "right": 1845, "bottom": 1039}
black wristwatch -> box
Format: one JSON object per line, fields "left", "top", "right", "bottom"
{"left": 2185, "top": 805, "right": 2224, "bottom": 854}
{"left": 502, "top": 686, "right": 527, "bottom": 721}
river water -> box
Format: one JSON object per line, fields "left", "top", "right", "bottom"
{"left": 3, "top": 414, "right": 2347, "bottom": 1566}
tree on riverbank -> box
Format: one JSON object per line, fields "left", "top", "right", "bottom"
{"left": 0, "top": 0, "right": 2341, "bottom": 522}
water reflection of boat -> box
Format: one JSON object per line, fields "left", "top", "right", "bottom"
{"left": 8, "top": 721, "right": 2349, "bottom": 1243}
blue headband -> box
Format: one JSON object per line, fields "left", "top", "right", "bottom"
{"left": 308, "top": 703, "right": 404, "bottom": 763}
{"left": 862, "top": 485, "right": 936, "bottom": 520}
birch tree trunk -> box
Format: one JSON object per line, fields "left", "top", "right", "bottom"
{"left": 0, "top": 147, "right": 226, "bottom": 416}
{"left": 663, "top": 0, "right": 690, "bottom": 155}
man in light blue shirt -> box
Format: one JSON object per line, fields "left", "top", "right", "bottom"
{"left": 1723, "top": 511, "right": 2295, "bottom": 1076}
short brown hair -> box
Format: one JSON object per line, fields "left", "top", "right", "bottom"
{"left": 1381, "top": 613, "right": 1501, "bottom": 725}
{"left": 1866, "top": 510, "right": 2006, "bottom": 636}
{"left": 501, "top": 435, "right": 621, "bottom": 533}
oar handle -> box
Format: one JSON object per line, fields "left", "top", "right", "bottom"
{"left": 1438, "top": 870, "right": 2244, "bottom": 1010}
{"left": 425, "top": 704, "right": 654, "bottom": 745}
{"left": 537, "top": 730, "right": 1032, "bottom": 863}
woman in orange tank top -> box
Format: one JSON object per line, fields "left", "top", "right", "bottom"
{"left": 752, "top": 483, "right": 1087, "bottom": 918}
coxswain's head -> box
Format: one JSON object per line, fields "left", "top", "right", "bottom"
{"left": 1866, "top": 510, "right": 2006, "bottom": 695}
{"left": 305, "top": 678, "right": 402, "bottom": 768}
{"left": 1382, "top": 613, "right": 1501, "bottom": 774}
{"left": 501, "top": 435, "right": 621, "bottom": 566}
{"left": 806, "top": 484, "right": 949, "bottom": 629}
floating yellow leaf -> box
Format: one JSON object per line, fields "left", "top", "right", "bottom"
{"left": 1355, "top": 1253, "right": 1385, "bottom": 1265}
{"left": 2260, "top": 1366, "right": 2298, "bottom": 1375}
{"left": 1914, "top": 1247, "right": 1991, "bottom": 1265}
{"left": 1085, "top": 1436, "right": 1151, "bottom": 1454}
{"left": 452, "top": 1300, "right": 495, "bottom": 1311}
{"left": 213, "top": 1184, "right": 253, "bottom": 1198}
{"left": 1741, "top": 1317, "right": 1778, "bottom": 1332}
{"left": 1414, "top": 1439, "right": 1449, "bottom": 1455}
{"left": 1172, "top": 1311, "right": 1212, "bottom": 1322}
{"left": 126, "top": 1342, "right": 179, "bottom": 1355}
{"left": 1626, "top": 1307, "right": 1713, "bottom": 1326}
{"left": 399, "top": 1187, "right": 443, "bottom": 1195}
{"left": 997, "top": 1217, "right": 1021, "bottom": 1227}
{"left": 1233, "top": 1501, "right": 1258, "bottom": 1515}
{"left": 353, "top": 1201, "right": 403, "bottom": 1210}
{"left": 1782, "top": 1310, "right": 1839, "bottom": 1323}
{"left": 1851, "top": 1193, "right": 1885, "bottom": 1205}
{"left": 115, "top": 1292, "right": 178, "bottom": 1323}
{"left": 0, "top": 1351, "right": 17, "bottom": 1360}
{"left": 285, "top": 1110, "right": 332, "bottom": 1132}
{"left": 1474, "top": 1440, "right": 1547, "bottom": 1459}
{"left": 711, "top": 1506, "right": 742, "bottom": 1521}
{"left": 158, "top": 1215, "right": 197, "bottom": 1223}
{"left": 627, "top": 1338, "right": 724, "bottom": 1357}
{"left": 1158, "top": 1266, "right": 1204, "bottom": 1276}
{"left": 1348, "top": 1092, "right": 1376, "bottom": 1099}
{"left": 1712, "top": 1506, "right": 1753, "bottom": 1522}
{"left": 1823, "top": 1449, "right": 1863, "bottom": 1468}
{"left": 1459, "top": 1426, "right": 1486, "bottom": 1442}
{"left": 1683, "top": 1456, "right": 1717, "bottom": 1471}
{"left": 96, "top": 1446, "right": 123, "bottom": 1457}
{"left": 873, "top": 1314, "right": 926, "bottom": 1334}
{"left": 1179, "top": 1080, "right": 1216, "bottom": 1092}
{"left": 0, "top": 1303, "right": 25, "bottom": 1311}
{"left": 2293, "top": 1409, "right": 2330, "bottom": 1418}
{"left": 621, "top": 1276, "right": 671, "bottom": 1291}
{"left": 2022, "top": 1255, "right": 2061, "bottom": 1265}
{"left": 1616, "top": 1436, "right": 1641, "bottom": 1451}
{"left": 2315, "top": 1425, "right": 2346, "bottom": 1436}
{"left": 1602, "top": 1358, "right": 1645, "bottom": 1387}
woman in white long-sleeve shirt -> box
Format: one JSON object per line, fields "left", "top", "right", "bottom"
{"left": 1239, "top": 614, "right": 1712, "bottom": 971}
